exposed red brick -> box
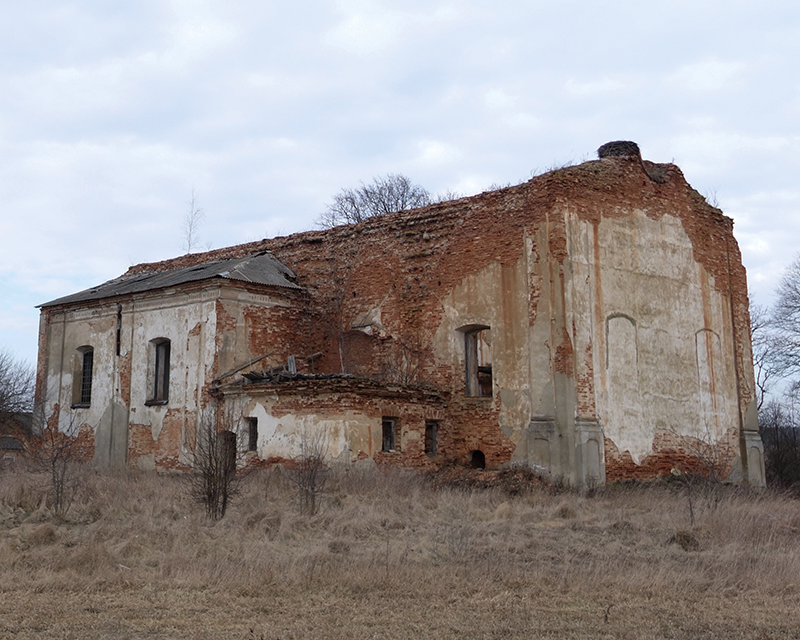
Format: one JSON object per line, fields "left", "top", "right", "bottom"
{"left": 37, "top": 154, "right": 756, "bottom": 481}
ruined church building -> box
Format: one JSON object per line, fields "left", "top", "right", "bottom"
{"left": 35, "top": 142, "right": 766, "bottom": 486}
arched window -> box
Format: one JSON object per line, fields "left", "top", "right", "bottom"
{"left": 72, "top": 346, "right": 94, "bottom": 407}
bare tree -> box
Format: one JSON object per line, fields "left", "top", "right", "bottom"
{"left": 181, "top": 188, "right": 205, "bottom": 254}
{"left": 751, "top": 299, "right": 790, "bottom": 409}
{"left": 760, "top": 397, "right": 800, "bottom": 492}
{"left": 772, "top": 254, "right": 800, "bottom": 378}
{"left": 0, "top": 347, "right": 34, "bottom": 419}
{"left": 189, "top": 403, "right": 240, "bottom": 520}
{"left": 317, "top": 174, "right": 432, "bottom": 228}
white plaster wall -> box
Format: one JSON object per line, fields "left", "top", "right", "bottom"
{"left": 43, "top": 305, "right": 118, "bottom": 436}
{"left": 243, "top": 398, "right": 363, "bottom": 461}
{"left": 126, "top": 290, "right": 218, "bottom": 447}
{"left": 569, "top": 210, "right": 740, "bottom": 463}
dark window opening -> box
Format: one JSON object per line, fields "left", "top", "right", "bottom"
{"left": 72, "top": 346, "right": 94, "bottom": 408}
{"left": 247, "top": 417, "right": 258, "bottom": 452}
{"left": 115, "top": 304, "right": 122, "bottom": 356}
{"left": 147, "top": 339, "right": 170, "bottom": 405}
{"left": 465, "top": 327, "right": 492, "bottom": 397}
{"left": 77, "top": 348, "right": 93, "bottom": 406}
{"left": 382, "top": 417, "right": 397, "bottom": 452}
{"left": 470, "top": 449, "right": 486, "bottom": 469}
{"left": 425, "top": 420, "right": 438, "bottom": 456}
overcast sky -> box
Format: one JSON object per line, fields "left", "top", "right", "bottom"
{"left": 2, "top": 0, "right": 799, "bottom": 366}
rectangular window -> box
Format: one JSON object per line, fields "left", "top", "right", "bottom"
{"left": 465, "top": 328, "right": 492, "bottom": 397}
{"left": 425, "top": 420, "right": 438, "bottom": 456}
{"left": 382, "top": 417, "right": 396, "bottom": 452}
{"left": 146, "top": 339, "right": 170, "bottom": 405}
{"left": 247, "top": 417, "right": 258, "bottom": 452}
{"left": 80, "top": 349, "right": 94, "bottom": 405}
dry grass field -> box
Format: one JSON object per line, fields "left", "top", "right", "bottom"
{"left": 1, "top": 464, "right": 799, "bottom": 639}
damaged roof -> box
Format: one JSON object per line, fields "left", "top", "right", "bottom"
{"left": 40, "top": 251, "right": 299, "bottom": 308}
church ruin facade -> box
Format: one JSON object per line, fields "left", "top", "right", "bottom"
{"left": 34, "top": 142, "right": 766, "bottom": 486}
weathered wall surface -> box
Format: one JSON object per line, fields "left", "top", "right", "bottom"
{"left": 39, "top": 302, "right": 127, "bottom": 465}
{"left": 124, "top": 288, "right": 219, "bottom": 470}
{"left": 565, "top": 208, "right": 745, "bottom": 480}
{"left": 37, "top": 281, "right": 301, "bottom": 471}
{"left": 222, "top": 380, "right": 448, "bottom": 468}
{"left": 36, "top": 151, "right": 764, "bottom": 485}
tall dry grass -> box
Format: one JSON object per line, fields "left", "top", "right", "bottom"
{"left": 1, "top": 464, "right": 799, "bottom": 639}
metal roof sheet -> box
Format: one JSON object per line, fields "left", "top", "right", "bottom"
{"left": 40, "top": 251, "right": 299, "bottom": 308}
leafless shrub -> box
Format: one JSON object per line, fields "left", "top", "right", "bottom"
{"left": 290, "top": 427, "right": 329, "bottom": 515}
{"left": 432, "top": 189, "right": 463, "bottom": 203}
{"left": 704, "top": 188, "right": 720, "bottom": 208}
{"left": 31, "top": 411, "right": 92, "bottom": 517}
{"left": 189, "top": 405, "right": 240, "bottom": 520}
{"left": 317, "top": 174, "right": 432, "bottom": 228}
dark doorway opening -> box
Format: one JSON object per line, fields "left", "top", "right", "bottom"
{"left": 470, "top": 449, "right": 486, "bottom": 469}
{"left": 247, "top": 417, "right": 258, "bottom": 452}
{"left": 382, "top": 417, "right": 396, "bottom": 452}
{"left": 425, "top": 420, "right": 438, "bottom": 456}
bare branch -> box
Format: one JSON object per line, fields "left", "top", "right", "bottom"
{"left": 181, "top": 188, "right": 205, "bottom": 254}
{"left": 30, "top": 410, "right": 92, "bottom": 516}
{"left": 432, "top": 189, "right": 464, "bottom": 203}
{"left": 0, "top": 347, "right": 34, "bottom": 418}
{"left": 317, "top": 174, "right": 431, "bottom": 228}
{"left": 770, "top": 255, "right": 800, "bottom": 380}
{"left": 189, "top": 401, "right": 241, "bottom": 520}
{"left": 750, "top": 298, "right": 790, "bottom": 409}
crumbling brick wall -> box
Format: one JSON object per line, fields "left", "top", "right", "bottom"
{"left": 96, "top": 153, "right": 760, "bottom": 479}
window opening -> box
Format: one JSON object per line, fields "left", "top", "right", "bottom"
{"left": 116, "top": 304, "right": 122, "bottom": 356}
{"left": 247, "top": 417, "right": 258, "bottom": 452}
{"left": 147, "top": 339, "right": 170, "bottom": 404}
{"left": 464, "top": 327, "right": 492, "bottom": 397}
{"left": 470, "top": 449, "right": 486, "bottom": 469}
{"left": 72, "top": 346, "right": 94, "bottom": 408}
{"left": 80, "top": 348, "right": 94, "bottom": 405}
{"left": 382, "top": 417, "right": 396, "bottom": 452}
{"left": 424, "top": 420, "right": 438, "bottom": 456}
